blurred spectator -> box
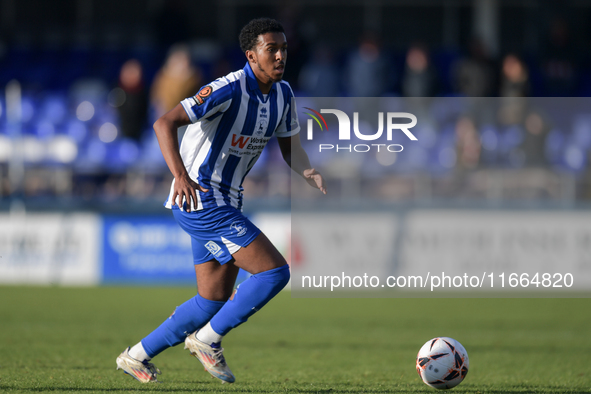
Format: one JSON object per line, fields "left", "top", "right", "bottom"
{"left": 150, "top": 45, "right": 202, "bottom": 117}
{"left": 455, "top": 116, "right": 481, "bottom": 169}
{"left": 521, "top": 111, "right": 548, "bottom": 167}
{"left": 541, "top": 17, "right": 577, "bottom": 96}
{"left": 452, "top": 38, "right": 495, "bottom": 97}
{"left": 298, "top": 44, "right": 340, "bottom": 97}
{"left": 497, "top": 54, "right": 529, "bottom": 126}
{"left": 497, "top": 52, "right": 545, "bottom": 169}
{"left": 499, "top": 53, "right": 529, "bottom": 97}
{"left": 344, "top": 33, "right": 390, "bottom": 97}
{"left": 401, "top": 44, "right": 439, "bottom": 97}
{"left": 109, "top": 59, "right": 148, "bottom": 141}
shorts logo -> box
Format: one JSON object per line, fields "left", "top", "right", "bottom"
{"left": 205, "top": 240, "right": 223, "bottom": 257}
{"left": 194, "top": 85, "right": 212, "bottom": 105}
{"left": 230, "top": 221, "right": 248, "bottom": 237}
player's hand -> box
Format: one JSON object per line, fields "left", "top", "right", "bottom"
{"left": 173, "top": 174, "right": 209, "bottom": 212}
{"left": 303, "top": 168, "right": 327, "bottom": 194}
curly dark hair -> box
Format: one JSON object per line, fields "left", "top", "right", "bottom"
{"left": 239, "top": 18, "right": 285, "bottom": 53}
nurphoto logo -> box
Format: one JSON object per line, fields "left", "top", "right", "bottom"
{"left": 304, "top": 108, "right": 418, "bottom": 153}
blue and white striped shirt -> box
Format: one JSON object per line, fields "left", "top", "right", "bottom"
{"left": 165, "top": 62, "right": 300, "bottom": 211}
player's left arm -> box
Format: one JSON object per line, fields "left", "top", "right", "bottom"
{"left": 277, "top": 134, "right": 326, "bottom": 194}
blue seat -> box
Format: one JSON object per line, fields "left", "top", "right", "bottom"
{"left": 103, "top": 139, "right": 140, "bottom": 173}
{"left": 571, "top": 115, "right": 591, "bottom": 150}
{"left": 545, "top": 128, "right": 566, "bottom": 166}
{"left": 499, "top": 125, "right": 524, "bottom": 152}
{"left": 39, "top": 93, "right": 68, "bottom": 125}
{"left": 75, "top": 137, "right": 107, "bottom": 172}
{"left": 0, "top": 98, "right": 5, "bottom": 134}
{"left": 65, "top": 119, "right": 90, "bottom": 143}
{"left": 479, "top": 124, "right": 500, "bottom": 166}
{"left": 33, "top": 120, "right": 56, "bottom": 140}
{"left": 562, "top": 144, "right": 587, "bottom": 173}
{"left": 138, "top": 131, "right": 167, "bottom": 172}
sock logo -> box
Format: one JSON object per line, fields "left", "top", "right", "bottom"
{"left": 205, "top": 241, "right": 223, "bottom": 257}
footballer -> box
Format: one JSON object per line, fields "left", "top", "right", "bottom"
{"left": 116, "top": 17, "right": 325, "bottom": 384}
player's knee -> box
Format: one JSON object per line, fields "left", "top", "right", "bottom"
{"left": 269, "top": 264, "right": 290, "bottom": 291}
{"left": 280, "top": 264, "right": 291, "bottom": 285}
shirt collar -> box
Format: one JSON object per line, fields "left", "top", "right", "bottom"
{"left": 244, "top": 62, "right": 276, "bottom": 100}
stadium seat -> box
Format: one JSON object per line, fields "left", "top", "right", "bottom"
{"left": 498, "top": 125, "right": 524, "bottom": 168}
{"left": 571, "top": 115, "right": 591, "bottom": 150}
{"left": 138, "top": 130, "right": 167, "bottom": 172}
{"left": 562, "top": 144, "right": 587, "bottom": 173}
{"left": 39, "top": 93, "right": 68, "bottom": 125}
{"left": 65, "top": 119, "right": 90, "bottom": 143}
{"left": 479, "top": 124, "right": 500, "bottom": 166}
{"left": 103, "top": 138, "right": 140, "bottom": 173}
{"left": 33, "top": 119, "right": 56, "bottom": 140}
{"left": 545, "top": 128, "right": 566, "bottom": 167}
{"left": 75, "top": 137, "right": 108, "bottom": 172}
{"left": 0, "top": 98, "right": 5, "bottom": 133}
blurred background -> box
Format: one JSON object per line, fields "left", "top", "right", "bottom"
{"left": 1, "top": 0, "right": 591, "bottom": 286}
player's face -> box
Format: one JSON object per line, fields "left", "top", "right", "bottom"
{"left": 249, "top": 32, "right": 288, "bottom": 85}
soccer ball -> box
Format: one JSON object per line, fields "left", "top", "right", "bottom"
{"left": 416, "top": 337, "right": 469, "bottom": 390}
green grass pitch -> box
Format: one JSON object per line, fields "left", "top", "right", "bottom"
{"left": 0, "top": 286, "right": 589, "bottom": 393}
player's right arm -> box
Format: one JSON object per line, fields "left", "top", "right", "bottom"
{"left": 154, "top": 103, "right": 208, "bottom": 212}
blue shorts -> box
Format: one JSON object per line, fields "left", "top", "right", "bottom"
{"left": 172, "top": 205, "right": 261, "bottom": 265}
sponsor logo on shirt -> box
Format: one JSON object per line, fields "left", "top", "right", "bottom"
{"left": 230, "top": 134, "right": 271, "bottom": 155}
{"left": 231, "top": 134, "right": 250, "bottom": 149}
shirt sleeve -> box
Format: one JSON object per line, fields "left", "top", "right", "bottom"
{"left": 275, "top": 82, "right": 300, "bottom": 138}
{"left": 181, "top": 81, "right": 233, "bottom": 124}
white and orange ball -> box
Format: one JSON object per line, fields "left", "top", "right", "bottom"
{"left": 416, "top": 337, "right": 469, "bottom": 390}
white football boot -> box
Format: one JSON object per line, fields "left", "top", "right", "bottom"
{"left": 184, "top": 332, "right": 235, "bottom": 383}
{"left": 116, "top": 347, "right": 161, "bottom": 383}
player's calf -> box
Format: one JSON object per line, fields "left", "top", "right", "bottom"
{"left": 208, "top": 264, "right": 290, "bottom": 335}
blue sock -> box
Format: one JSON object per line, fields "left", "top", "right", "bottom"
{"left": 141, "top": 294, "right": 225, "bottom": 358}
{"left": 210, "top": 265, "right": 290, "bottom": 336}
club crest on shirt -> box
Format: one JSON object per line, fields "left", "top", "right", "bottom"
{"left": 194, "top": 85, "right": 212, "bottom": 105}
{"left": 255, "top": 119, "right": 268, "bottom": 136}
